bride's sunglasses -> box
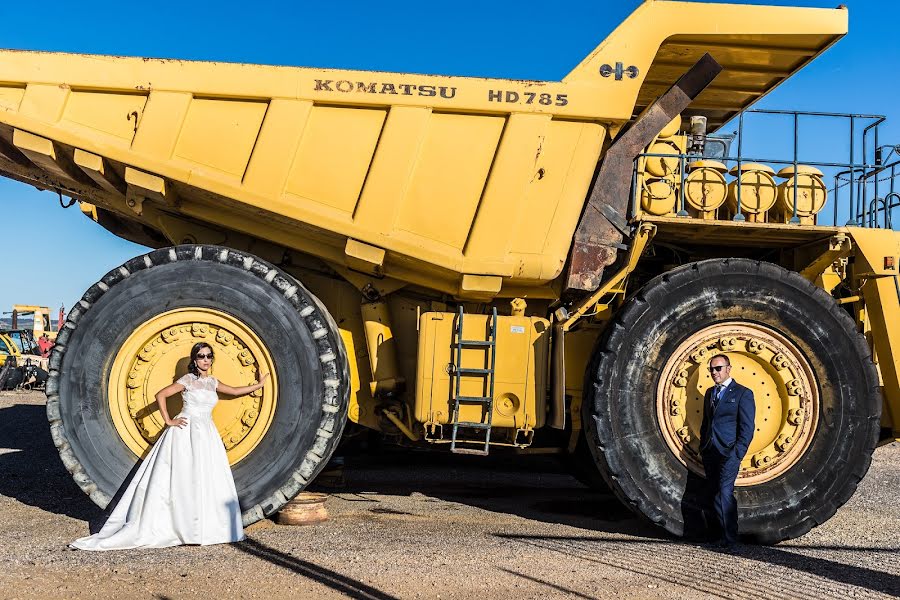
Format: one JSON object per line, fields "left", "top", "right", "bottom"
{"left": 196, "top": 353, "right": 214, "bottom": 360}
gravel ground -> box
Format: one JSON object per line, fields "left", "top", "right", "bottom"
{"left": 1, "top": 390, "right": 897, "bottom": 599}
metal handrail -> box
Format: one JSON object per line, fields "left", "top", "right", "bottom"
{"left": 630, "top": 108, "right": 896, "bottom": 229}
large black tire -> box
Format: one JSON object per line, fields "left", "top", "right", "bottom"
{"left": 583, "top": 258, "right": 882, "bottom": 543}
{"left": 46, "top": 245, "right": 350, "bottom": 525}
{"left": 568, "top": 434, "right": 611, "bottom": 491}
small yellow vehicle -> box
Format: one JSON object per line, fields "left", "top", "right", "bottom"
{"left": 0, "top": 333, "right": 22, "bottom": 368}
{"left": 0, "top": 1, "right": 896, "bottom": 543}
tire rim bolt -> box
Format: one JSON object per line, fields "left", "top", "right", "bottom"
{"left": 788, "top": 408, "right": 804, "bottom": 425}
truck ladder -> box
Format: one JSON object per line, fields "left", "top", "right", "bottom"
{"left": 449, "top": 306, "right": 498, "bottom": 456}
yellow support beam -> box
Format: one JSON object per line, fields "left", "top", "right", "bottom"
{"left": 849, "top": 229, "right": 900, "bottom": 439}
{"left": 74, "top": 149, "right": 125, "bottom": 196}
{"left": 12, "top": 129, "right": 82, "bottom": 184}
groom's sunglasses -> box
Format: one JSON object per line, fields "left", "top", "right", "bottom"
{"left": 709, "top": 365, "right": 727, "bottom": 372}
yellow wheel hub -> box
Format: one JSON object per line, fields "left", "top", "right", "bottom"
{"left": 108, "top": 308, "right": 277, "bottom": 465}
{"left": 657, "top": 322, "right": 818, "bottom": 485}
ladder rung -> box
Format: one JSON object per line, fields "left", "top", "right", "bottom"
{"left": 459, "top": 340, "right": 493, "bottom": 346}
{"left": 456, "top": 368, "right": 492, "bottom": 375}
{"left": 455, "top": 421, "right": 491, "bottom": 430}
{"left": 455, "top": 395, "right": 492, "bottom": 403}
{"left": 452, "top": 448, "right": 489, "bottom": 456}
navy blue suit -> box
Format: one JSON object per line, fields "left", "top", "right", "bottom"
{"left": 699, "top": 379, "right": 755, "bottom": 544}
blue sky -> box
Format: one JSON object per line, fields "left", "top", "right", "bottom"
{"left": 0, "top": 0, "right": 897, "bottom": 316}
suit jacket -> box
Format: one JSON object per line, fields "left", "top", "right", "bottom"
{"left": 700, "top": 379, "right": 755, "bottom": 458}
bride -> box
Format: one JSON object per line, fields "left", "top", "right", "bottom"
{"left": 71, "top": 342, "right": 268, "bottom": 550}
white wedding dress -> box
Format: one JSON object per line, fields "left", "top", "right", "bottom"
{"left": 71, "top": 373, "right": 245, "bottom": 550}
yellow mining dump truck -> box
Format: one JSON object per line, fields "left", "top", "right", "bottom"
{"left": 1, "top": 1, "right": 896, "bottom": 543}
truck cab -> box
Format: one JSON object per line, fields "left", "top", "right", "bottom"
{"left": 0, "top": 333, "right": 22, "bottom": 368}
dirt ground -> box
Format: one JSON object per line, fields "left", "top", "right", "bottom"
{"left": 1, "top": 390, "right": 897, "bottom": 599}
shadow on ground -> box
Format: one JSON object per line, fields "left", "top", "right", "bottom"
{"left": 235, "top": 537, "right": 400, "bottom": 600}
{"left": 4, "top": 397, "right": 654, "bottom": 539}
{"left": 3, "top": 396, "right": 656, "bottom": 540}
{"left": 0, "top": 402, "right": 101, "bottom": 523}
{"left": 313, "top": 446, "right": 664, "bottom": 539}
{"left": 497, "top": 534, "right": 900, "bottom": 598}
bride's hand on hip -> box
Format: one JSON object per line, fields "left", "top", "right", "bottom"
{"left": 166, "top": 416, "right": 188, "bottom": 428}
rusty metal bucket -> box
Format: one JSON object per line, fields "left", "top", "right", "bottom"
{"left": 275, "top": 492, "right": 329, "bottom": 526}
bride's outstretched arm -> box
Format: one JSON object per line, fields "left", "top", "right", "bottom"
{"left": 217, "top": 373, "right": 269, "bottom": 398}
{"left": 155, "top": 383, "right": 187, "bottom": 428}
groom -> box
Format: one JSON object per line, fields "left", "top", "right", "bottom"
{"left": 699, "top": 354, "right": 755, "bottom": 549}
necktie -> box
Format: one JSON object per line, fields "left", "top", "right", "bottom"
{"left": 713, "top": 385, "right": 722, "bottom": 408}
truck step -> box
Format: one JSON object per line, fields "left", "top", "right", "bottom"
{"left": 451, "top": 447, "right": 490, "bottom": 456}
{"left": 454, "top": 421, "right": 491, "bottom": 430}
{"left": 454, "top": 395, "right": 492, "bottom": 403}
{"left": 456, "top": 368, "right": 492, "bottom": 375}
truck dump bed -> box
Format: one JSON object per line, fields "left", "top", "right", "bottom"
{"left": 0, "top": 1, "right": 846, "bottom": 297}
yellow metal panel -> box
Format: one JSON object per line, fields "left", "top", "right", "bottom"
{"left": 174, "top": 98, "right": 267, "bottom": 178}
{"left": 361, "top": 301, "right": 403, "bottom": 395}
{"left": 242, "top": 99, "right": 312, "bottom": 197}
{"left": 352, "top": 105, "right": 431, "bottom": 232}
{"left": 18, "top": 83, "right": 69, "bottom": 122}
{"left": 12, "top": 128, "right": 72, "bottom": 182}
{"left": 398, "top": 113, "right": 504, "bottom": 249}
{"left": 564, "top": 327, "right": 602, "bottom": 397}
{"left": 73, "top": 148, "right": 103, "bottom": 172}
{"left": 0, "top": 86, "right": 24, "bottom": 112}
{"left": 861, "top": 276, "right": 900, "bottom": 432}
{"left": 62, "top": 91, "right": 147, "bottom": 147}
{"left": 286, "top": 106, "right": 385, "bottom": 216}
{"left": 74, "top": 149, "right": 124, "bottom": 195}
{"left": 849, "top": 229, "right": 900, "bottom": 276}
{"left": 565, "top": 2, "right": 847, "bottom": 129}
{"left": 339, "top": 328, "right": 365, "bottom": 425}
{"left": 125, "top": 167, "right": 168, "bottom": 203}
{"left": 509, "top": 121, "right": 601, "bottom": 261}
{"left": 459, "top": 274, "right": 502, "bottom": 298}
{"left": 464, "top": 113, "right": 552, "bottom": 261}
{"left": 415, "top": 312, "right": 548, "bottom": 429}
{"left": 79, "top": 200, "right": 98, "bottom": 221}
{"left": 850, "top": 228, "right": 900, "bottom": 435}
{"left": 538, "top": 121, "right": 607, "bottom": 279}
{"left": 13, "top": 128, "right": 54, "bottom": 157}
{"left": 130, "top": 91, "right": 192, "bottom": 158}
{"left": 345, "top": 238, "right": 385, "bottom": 276}
{"left": 466, "top": 118, "right": 605, "bottom": 281}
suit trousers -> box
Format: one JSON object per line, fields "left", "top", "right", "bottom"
{"left": 701, "top": 447, "right": 741, "bottom": 544}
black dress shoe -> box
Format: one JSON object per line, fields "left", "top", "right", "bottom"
{"left": 719, "top": 542, "right": 744, "bottom": 554}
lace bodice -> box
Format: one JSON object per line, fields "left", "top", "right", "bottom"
{"left": 176, "top": 373, "right": 219, "bottom": 418}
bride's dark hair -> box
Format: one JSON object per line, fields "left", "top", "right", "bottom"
{"left": 188, "top": 342, "right": 214, "bottom": 376}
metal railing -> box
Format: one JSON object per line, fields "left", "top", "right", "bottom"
{"left": 632, "top": 109, "right": 900, "bottom": 229}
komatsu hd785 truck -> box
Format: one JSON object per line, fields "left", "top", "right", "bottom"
{"left": 0, "top": 1, "right": 895, "bottom": 543}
